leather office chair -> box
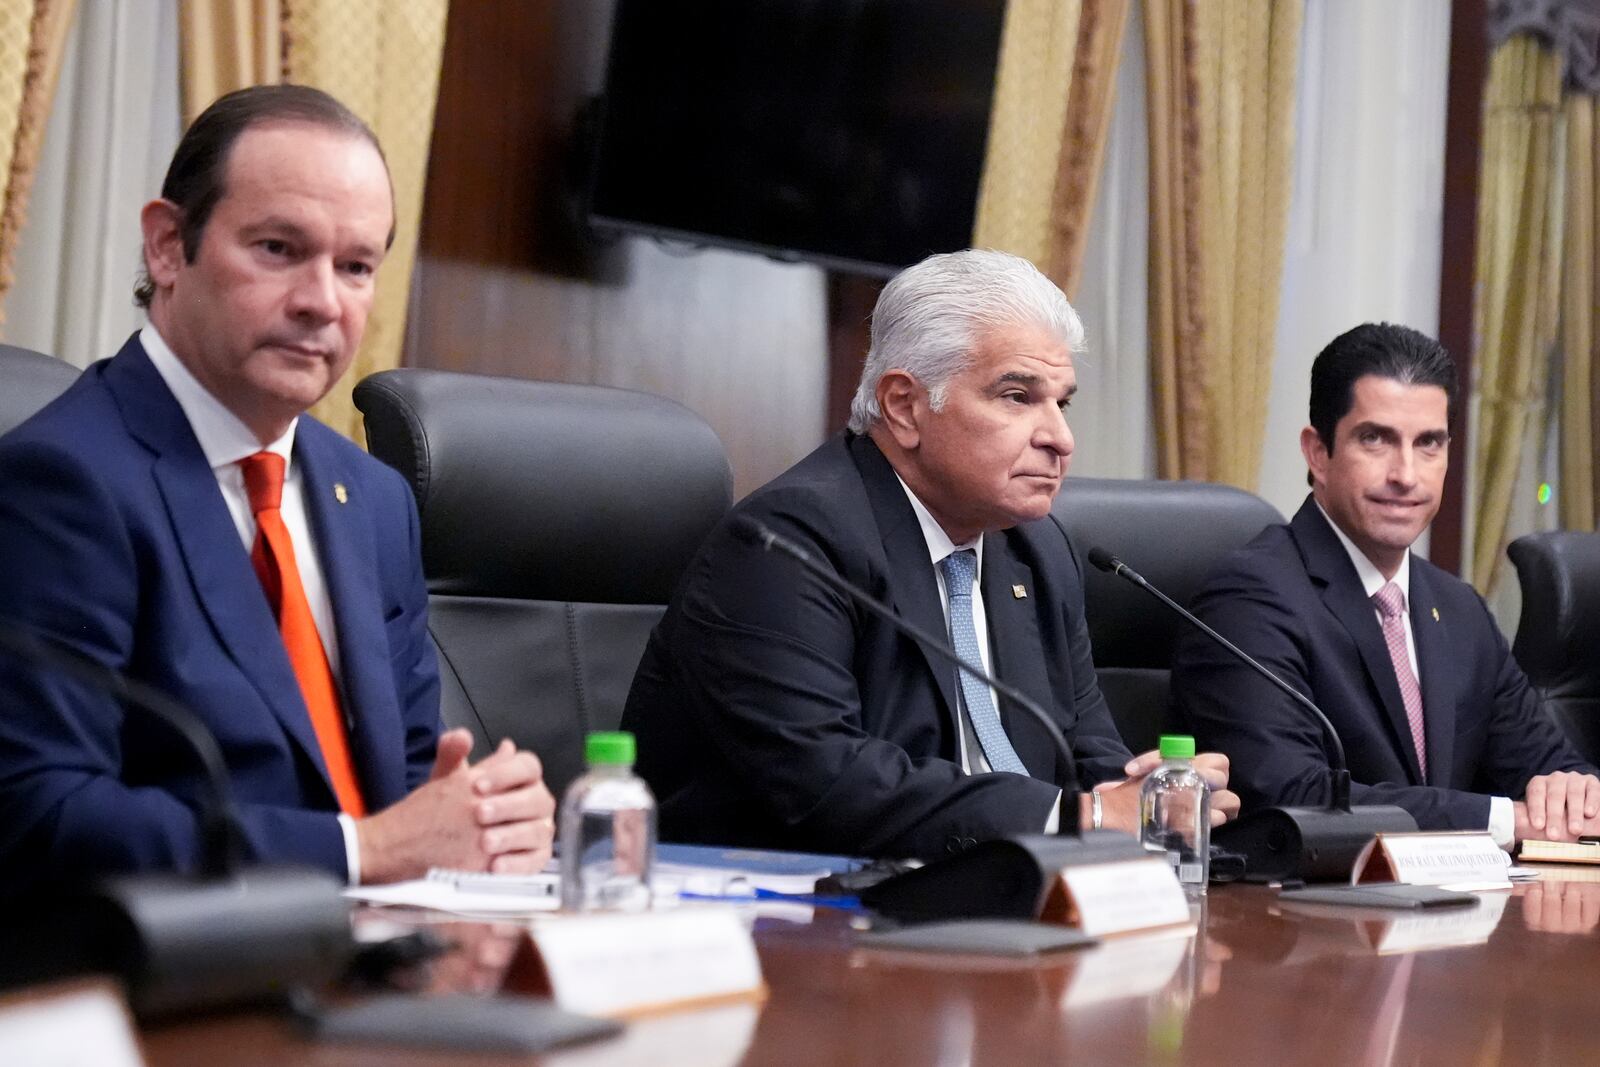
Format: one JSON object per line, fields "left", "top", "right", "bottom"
{"left": 355, "top": 369, "right": 733, "bottom": 799}
{"left": 1508, "top": 530, "right": 1600, "bottom": 764}
{"left": 1051, "top": 478, "right": 1283, "bottom": 753}
{"left": 0, "top": 343, "right": 79, "bottom": 436}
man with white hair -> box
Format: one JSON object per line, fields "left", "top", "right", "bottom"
{"left": 622, "top": 249, "right": 1236, "bottom": 859}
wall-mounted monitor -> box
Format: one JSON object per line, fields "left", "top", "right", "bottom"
{"left": 586, "top": 0, "right": 1007, "bottom": 277}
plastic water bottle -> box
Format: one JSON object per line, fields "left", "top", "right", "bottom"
{"left": 559, "top": 731, "right": 657, "bottom": 912}
{"left": 1140, "top": 734, "right": 1210, "bottom": 899}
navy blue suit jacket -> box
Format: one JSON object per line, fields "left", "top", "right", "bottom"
{"left": 1174, "top": 497, "right": 1593, "bottom": 830}
{"left": 0, "top": 337, "right": 440, "bottom": 891}
{"left": 621, "top": 433, "right": 1132, "bottom": 860}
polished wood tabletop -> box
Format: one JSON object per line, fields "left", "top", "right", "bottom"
{"left": 141, "top": 868, "right": 1600, "bottom": 1066}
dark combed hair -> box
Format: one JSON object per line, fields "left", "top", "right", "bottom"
{"left": 134, "top": 84, "right": 389, "bottom": 308}
{"left": 1308, "top": 322, "right": 1458, "bottom": 452}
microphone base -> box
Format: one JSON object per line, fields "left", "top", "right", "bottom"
{"left": 1213, "top": 805, "right": 1418, "bottom": 884}
{"left": 1, "top": 865, "right": 353, "bottom": 1019}
{"left": 859, "top": 831, "right": 1146, "bottom": 924}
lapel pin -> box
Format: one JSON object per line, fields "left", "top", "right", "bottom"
{"left": 1431, "top": 607, "right": 1439, "bottom": 622}
{"left": 334, "top": 483, "right": 349, "bottom": 505}
{"left": 1012, "top": 584, "right": 1028, "bottom": 600}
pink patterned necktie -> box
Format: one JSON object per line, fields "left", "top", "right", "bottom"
{"left": 1373, "top": 582, "right": 1427, "bottom": 781}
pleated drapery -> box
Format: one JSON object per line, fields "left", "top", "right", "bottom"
{"left": 1468, "top": 35, "right": 1566, "bottom": 594}
{"left": 973, "top": 0, "right": 1130, "bottom": 299}
{"left": 0, "top": 0, "right": 75, "bottom": 325}
{"left": 1143, "top": 0, "right": 1301, "bottom": 489}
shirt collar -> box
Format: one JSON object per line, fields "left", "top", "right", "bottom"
{"left": 895, "top": 473, "right": 984, "bottom": 575}
{"left": 141, "top": 323, "right": 297, "bottom": 472}
{"left": 1314, "top": 498, "right": 1410, "bottom": 604}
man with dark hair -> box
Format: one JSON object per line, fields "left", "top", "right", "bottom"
{"left": 0, "top": 85, "right": 555, "bottom": 893}
{"left": 1173, "top": 322, "right": 1598, "bottom": 848}
{"left": 622, "top": 249, "right": 1238, "bottom": 858}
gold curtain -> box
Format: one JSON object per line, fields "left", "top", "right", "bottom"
{"left": 177, "top": 0, "right": 281, "bottom": 124}
{"left": 1143, "top": 0, "right": 1301, "bottom": 488}
{"left": 972, "top": 0, "right": 1130, "bottom": 299}
{"left": 1559, "top": 93, "right": 1596, "bottom": 533}
{"left": 284, "top": 0, "right": 447, "bottom": 441}
{"left": 1469, "top": 35, "right": 1565, "bottom": 593}
{"left": 0, "top": 0, "right": 75, "bottom": 327}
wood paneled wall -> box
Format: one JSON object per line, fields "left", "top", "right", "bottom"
{"left": 404, "top": 0, "right": 829, "bottom": 497}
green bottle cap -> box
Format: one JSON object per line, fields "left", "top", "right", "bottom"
{"left": 1158, "top": 734, "right": 1196, "bottom": 760}
{"left": 585, "top": 731, "right": 636, "bottom": 766}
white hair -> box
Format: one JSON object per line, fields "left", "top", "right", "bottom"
{"left": 846, "top": 248, "right": 1085, "bottom": 434}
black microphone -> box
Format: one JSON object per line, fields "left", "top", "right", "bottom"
{"left": 0, "top": 621, "right": 352, "bottom": 1018}
{"left": 1086, "top": 549, "right": 1416, "bottom": 883}
{"left": 736, "top": 517, "right": 1150, "bottom": 923}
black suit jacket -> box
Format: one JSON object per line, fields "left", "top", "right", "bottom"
{"left": 1174, "top": 497, "right": 1593, "bottom": 830}
{"left": 621, "top": 433, "right": 1132, "bottom": 860}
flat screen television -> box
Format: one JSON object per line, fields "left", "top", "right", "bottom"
{"left": 586, "top": 0, "right": 1007, "bottom": 277}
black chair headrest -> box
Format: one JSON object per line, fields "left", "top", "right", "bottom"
{"left": 1508, "top": 531, "right": 1600, "bottom": 686}
{"left": 355, "top": 369, "right": 733, "bottom": 604}
{"left": 1052, "top": 477, "right": 1284, "bottom": 668}
{"left": 0, "top": 344, "right": 79, "bottom": 437}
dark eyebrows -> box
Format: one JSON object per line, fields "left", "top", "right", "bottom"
{"left": 1348, "top": 420, "right": 1449, "bottom": 442}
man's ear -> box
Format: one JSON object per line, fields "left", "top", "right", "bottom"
{"left": 875, "top": 370, "right": 924, "bottom": 450}
{"left": 140, "top": 199, "right": 187, "bottom": 295}
{"left": 1300, "top": 425, "right": 1329, "bottom": 489}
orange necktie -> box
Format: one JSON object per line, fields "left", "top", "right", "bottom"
{"left": 240, "top": 451, "right": 366, "bottom": 816}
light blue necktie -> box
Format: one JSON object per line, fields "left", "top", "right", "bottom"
{"left": 939, "top": 549, "right": 1028, "bottom": 775}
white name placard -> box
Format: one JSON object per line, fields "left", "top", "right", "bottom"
{"left": 1353, "top": 831, "right": 1511, "bottom": 890}
{"left": 516, "top": 907, "right": 764, "bottom": 1017}
{"left": 1054, "top": 858, "right": 1193, "bottom": 937}
{"left": 0, "top": 981, "right": 144, "bottom": 1067}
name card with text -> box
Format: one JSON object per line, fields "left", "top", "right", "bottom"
{"left": 511, "top": 907, "right": 765, "bottom": 1018}
{"left": 1047, "top": 858, "right": 1193, "bottom": 937}
{"left": 1353, "top": 831, "right": 1511, "bottom": 891}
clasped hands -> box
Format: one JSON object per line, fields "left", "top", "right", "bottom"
{"left": 1514, "top": 770, "right": 1600, "bottom": 845}
{"left": 1085, "top": 750, "right": 1241, "bottom": 834}
{"left": 356, "top": 728, "right": 557, "bottom": 884}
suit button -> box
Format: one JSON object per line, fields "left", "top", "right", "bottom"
{"left": 961, "top": 837, "right": 977, "bottom": 849}
{"left": 945, "top": 837, "right": 960, "bottom": 854}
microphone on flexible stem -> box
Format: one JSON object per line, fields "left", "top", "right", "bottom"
{"left": 1086, "top": 549, "right": 1417, "bottom": 883}
{"left": 735, "top": 517, "right": 1148, "bottom": 923}
{"left": 0, "top": 622, "right": 353, "bottom": 1019}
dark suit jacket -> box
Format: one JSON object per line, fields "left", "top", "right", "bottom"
{"left": 0, "top": 337, "right": 440, "bottom": 891}
{"left": 1174, "top": 496, "right": 1593, "bottom": 830}
{"left": 621, "top": 433, "right": 1132, "bottom": 860}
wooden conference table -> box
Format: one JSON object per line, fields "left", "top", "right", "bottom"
{"left": 142, "top": 868, "right": 1600, "bottom": 1066}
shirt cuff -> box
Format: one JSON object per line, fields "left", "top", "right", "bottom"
{"left": 337, "top": 812, "right": 362, "bottom": 885}
{"left": 1488, "top": 796, "right": 1515, "bottom": 851}
{"left": 1044, "top": 790, "right": 1062, "bottom": 833}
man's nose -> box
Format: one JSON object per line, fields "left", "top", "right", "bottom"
{"left": 1038, "top": 404, "right": 1074, "bottom": 459}
{"left": 288, "top": 260, "right": 340, "bottom": 322}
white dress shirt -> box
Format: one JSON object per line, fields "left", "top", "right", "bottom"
{"left": 897, "top": 476, "right": 1063, "bottom": 832}
{"left": 143, "top": 325, "right": 363, "bottom": 881}
{"left": 1315, "top": 502, "right": 1513, "bottom": 848}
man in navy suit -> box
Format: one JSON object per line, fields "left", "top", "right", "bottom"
{"left": 622, "top": 249, "right": 1237, "bottom": 859}
{"left": 1174, "top": 323, "right": 1598, "bottom": 847}
{"left": 0, "top": 86, "right": 554, "bottom": 892}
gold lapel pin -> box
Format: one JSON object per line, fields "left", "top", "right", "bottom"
{"left": 1431, "top": 607, "right": 1440, "bottom": 621}
{"left": 334, "top": 483, "right": 349, "bottom": 504}
{"left": 1012, "top": 584, "right": 1028, "bottom": 600}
